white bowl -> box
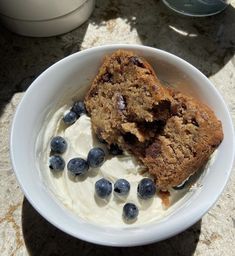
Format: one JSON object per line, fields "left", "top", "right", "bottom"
{"left": 10, "top": 45, "right": 235, "bottom": 246}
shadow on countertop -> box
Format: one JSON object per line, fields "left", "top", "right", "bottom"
{"left": 22, "top": 198, "right": 201, "bottom": 256}
{"left": 91, "top": 0, "right": 235, "bottom": 77}
{"left": 0, "top": 20, "right": 89, "bottom": 116}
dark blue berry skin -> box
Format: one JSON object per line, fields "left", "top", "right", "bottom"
{"left": 49, "top": 155, "right": 65, "bottom": 171}
{"left": 109, "top": 144, "right": 123, "bottom": 155}
{"left": 123, "top": 203, "right": 139, "bottom": 221}
{"left": 71, "top": 101, "right": 87, "bottom": 116}
{"left": 137, "top": 178, "right": 156, "bottom": 199}
{"left": 63, "top": 111, "right": 77, "bottom": 125}
{"left": 67, "top": 158, "right": 89, "bottom": 176}
{"left": 114, "top": 179, "right": 130, "bottom": 196}
{"left": 95, "top": 178, "right": 112, "bottom": 198}
{"left": 87, "top": 147, "right": 105, "bottom": 168}
{"left": 50, "top": 136, "right": 67, "bottom": 154}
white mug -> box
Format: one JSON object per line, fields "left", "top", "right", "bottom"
{"left": 0, "top": 0, "right": 95, "bottom": 37}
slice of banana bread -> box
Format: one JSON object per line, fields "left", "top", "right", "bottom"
{"left": 85, "top": 50, "right": 223, "bottom": 190}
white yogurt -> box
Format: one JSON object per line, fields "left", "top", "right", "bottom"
{"left": 37, "top": 105, "right": 188, "bottom": 227}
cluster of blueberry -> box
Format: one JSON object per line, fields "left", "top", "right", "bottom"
{"left": 63, "top": 101, "right": 87, "bottom": 125}
{"left": 49, "top": 101, "right": 115, "bottom": 174}
{"left": 49, "top": 137, "right": 106, "bottom": 175}
{"left": 95, "top": 177, "right": 156, "bottom": 221}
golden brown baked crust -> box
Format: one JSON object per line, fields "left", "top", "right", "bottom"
{"left": 85, "top": 50, "right": 223, "bottom": 190}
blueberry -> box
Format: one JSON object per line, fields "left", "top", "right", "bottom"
{"left": 67, "top": 158, "right": 89, "bottom": 176}
{"left": 123, "top": 203, "right": 139, "bottom": 221}
{"left": 50, "top": 136, "right": 67, "bottom": 154}
{"left": 49, "top": 155, "right": 65, "bottom": 171}
{"left": 87, "top": 147, "right": 105, "bottom": 168}
{"left": 71, "top": 101, "right": 87, "bottom": 116}
{"left": 63, "top": 111, "right": 77, "bottom": 125}
{"left": 137, "top": 178, "right": 156, "bottom": 199}
{"left": 109, "top": 144, "right": 123, "bottom": 155}
{"left": 114, "top": 179, "right": 130, "bottom": 196}
{"left": 95, "top": 178, "right": 112, "bottom": 198}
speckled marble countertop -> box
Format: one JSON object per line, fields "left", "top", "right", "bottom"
{"left": 0, "top": 0, "right": 235, "bottom": 255}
